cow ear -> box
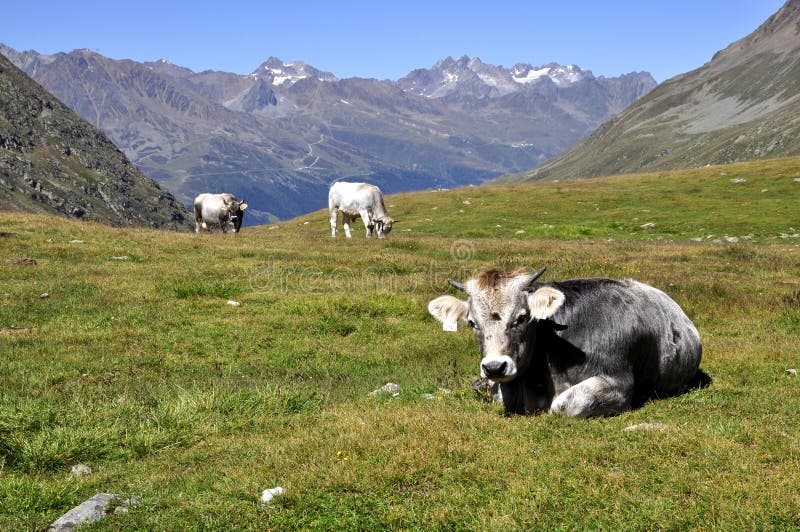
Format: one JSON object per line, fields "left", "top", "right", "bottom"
{"left": 527, "top": 287, "right": 564, "bottom": 320}
{"left": 427, "top": 295, "right": 469, "bottom": 324}
{"left": 240, "top": 203, "right": 248, "bottom": 210}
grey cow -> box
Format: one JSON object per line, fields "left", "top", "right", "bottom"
{"left": 194, "top": 193, "right": 248, "bottom": 233}
{"left": 328, "top": 182, "right": 396, "bottom": 238}
{"left": 427, "top": 267, "right": 702, "bottom": 417}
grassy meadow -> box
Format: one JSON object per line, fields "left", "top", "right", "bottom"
{"left": 1, "top": 157, "right": 800, "bottom": 530}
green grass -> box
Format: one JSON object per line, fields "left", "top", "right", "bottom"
{"left": 1, "top": 157, "right": 799, "bottom": 529}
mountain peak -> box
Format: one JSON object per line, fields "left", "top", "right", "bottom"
{"left": 513, "top": 0, "right": 800, "bottom": 182}
{"left": 398, "top": 56, "right": 606, "bottom": 98}
{"left": 252, "top": 57, "right": 337, "bottom": 86}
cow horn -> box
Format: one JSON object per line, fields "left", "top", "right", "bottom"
{"left": 519, "top": 267, "right": 547, "bottom": 291}
{"left": 530, "top": 266, "right": 546, "bottom": 282}
{"left": 448, "top": 280, "right": 467, "bottom": 292}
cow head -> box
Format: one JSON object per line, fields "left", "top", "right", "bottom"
{"left": 375, "top": 216, "right": 396, "bottom": 239}
{"left": 223, "top": 197, "right": 248, "bottom": 233}
{"left": 427, "top": 267, "right": 564, "bottom": 382}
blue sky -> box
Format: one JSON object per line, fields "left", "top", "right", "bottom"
{"left": 1, "top": 1, "right": 787, "bottom": 83}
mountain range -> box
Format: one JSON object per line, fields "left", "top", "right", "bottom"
{"left": 0, "top": 53, "right": 191, "bottom": 229}
{"left": 0, "top": 46, "right": 655, "bottom": 224}
{"left": 500, "top": 0, "right": 800, "bottom": 182}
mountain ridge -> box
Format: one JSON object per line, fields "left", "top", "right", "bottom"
{"left": 497, "top": 0, "right": 800, "bottom": 183}
{"left": 1, "top": 45, "right": 655, "bottom": 225}
{"left": 0, "top": 53, "right": 192, "bottom": 229}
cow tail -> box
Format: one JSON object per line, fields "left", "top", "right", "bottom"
{"left": 193, "top": 198, "right": 203, "bottom": 224}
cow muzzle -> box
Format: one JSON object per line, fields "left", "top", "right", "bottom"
{"left": 480, "top": 355, "right": 517, "bottom": 381}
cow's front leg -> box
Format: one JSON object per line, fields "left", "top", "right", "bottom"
{"left": 494, "top": 381, "right": 549, "bottom": 415}
{"left": 342, "top": 215, "right": 353, "bottom": 238}
{"left": 359, "top": 210, "right": 373, "bottom": 238}
{"left": 549, "top": 375, "right": 632, "bottom": 418}
{"left": 219, "top": 217, "right": 229, "bottom": 234}
{"left": 330, "top": 209, "right": 338, "bottom": 238}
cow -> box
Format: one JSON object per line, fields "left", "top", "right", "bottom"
{"left": 427, "top": 267, "right": 702, "bottom": 417}
{"left": 194, "top": 193, "right": 248, "bottom": 233}
{"left": 328, "top": 182, "right": 396, "bottom": 238}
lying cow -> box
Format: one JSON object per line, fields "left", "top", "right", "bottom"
{"left": 427, "top": 267, "right": 702, "bottom": 417}
{"left": 194, "top": 193, "right": 248, "bottom": 233}
{"left": 328, "top": 182, "right": 396, "bottom": 238}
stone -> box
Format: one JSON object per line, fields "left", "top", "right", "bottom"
{"left": 48, "top": 493, "right": 137, "bottom": 531}
{"left": 70, "top": 464, "right": 92, "bottom": 477}
{"left": 369, "top": 382, "right": 401, "bottom": 396}
{"left": 260, "top": 487, "right": 284, "bottom": 505}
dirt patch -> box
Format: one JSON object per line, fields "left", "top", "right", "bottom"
{"left": 0, "top": 326, "right": 37, "bottom": 335}
{"left": 7, "top": 257, "right": 37, "bottom": 265}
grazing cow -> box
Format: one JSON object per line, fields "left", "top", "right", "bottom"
{"left": 194, "top": 193, "right": 248, "bottom": 233}
{"left": 427, "top": 267, "right": 702, "bottom": 417}
{"left": 328, "top": 182, "right": 396, "bottom": 238}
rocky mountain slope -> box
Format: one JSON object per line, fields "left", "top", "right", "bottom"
{"left": 0, "top": 53, "right": 191, "bottom": 229}
{"left": 499, "top": 0, "right": 800, "bottom": 183}
{"left": 0, "top": 46, "right": 655, "bottom": 224}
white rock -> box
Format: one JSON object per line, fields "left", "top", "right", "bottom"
{"left": 69, "top": 240, "right": 84, "bottom": 244}
{"left": 261, "top": 487, "right": 284, "bottom": 505}
{"left": 369, "top": 382, "right": 401, "bottom": 396}
{"left": 515, "top": 230, "right": 525, "bottom": 234}
{"left": 70, "top": 464, "right": 92, "bottom": 477}
{"left": 730, "top": 178, "right": 746, "bottom": 183}
{"left": 40, "top": 293, "right": 50, "bottom": 298}
{"left": 110, "top": 256, "right": 129, "bottom": 261}
{"left": 640, "top": 222, "right": 655, "bottom": 228}
{"left": 227, "top": 300, "right": 241, "bottom": 307}
{"left": 786, "top": 368, "right": 798, "bottom": 375}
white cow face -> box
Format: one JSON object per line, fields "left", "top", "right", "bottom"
{"left": 428, "top": 268, "right": 564, "bottom": 382}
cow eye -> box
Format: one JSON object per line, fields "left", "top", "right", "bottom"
{"left": 511, "top": 314, "right": 528, "bottom": 328}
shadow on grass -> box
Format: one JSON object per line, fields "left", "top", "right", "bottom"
{"left": 472, "top": 369, "right": 713, "bottom": 415}
{"left": 633, "top": 368, "right": 713, "bottom": 409}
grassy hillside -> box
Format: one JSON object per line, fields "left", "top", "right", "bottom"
{"left": 1, "top": 158, "right": 799, "bottom": 529}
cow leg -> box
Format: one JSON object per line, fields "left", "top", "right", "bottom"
{"left": 330, "top": 209, "right": 338, "bottom": 238}
{"left": 494, "top": 381, "right": 550, "bottom": 415}
{"left": 360, "top": 210, "right": 373, "bottom": 238}
{"left": 549, "top": 376, "right": 632, "bottom": 418}
{"left": 342, "top": 215, "right": 353, "bottom": 238}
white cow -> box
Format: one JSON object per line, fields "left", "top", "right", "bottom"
{"left": 194, "top": 193, "right": 248, "bottom": 233}
{"left": 328, "top": 182, "right": 396, "bottom": 238}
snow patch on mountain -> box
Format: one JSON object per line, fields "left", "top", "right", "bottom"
{"left": 397, "top": 56, "right": 594, "bottom": 98}
{"left": 253, "top": 57, "right": 337, "bottom": 86}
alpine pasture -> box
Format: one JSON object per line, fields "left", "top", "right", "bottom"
{"left": 2, "top": 157, "right": 799, "bottom": 529}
